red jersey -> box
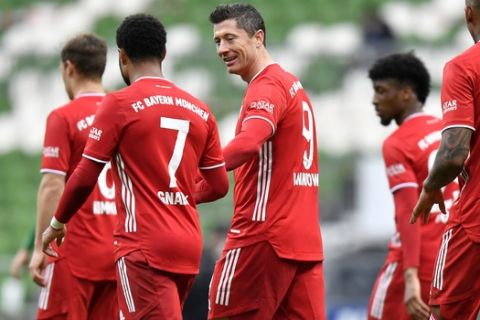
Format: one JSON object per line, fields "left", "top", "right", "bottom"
{"left": 224, "top": 63, "right": 323, "bottom": 261}
{"left": 441, "top": 42, "right": 480, "bottom": 242}
{"left": 83, "top": 77, "right": 225, "bottom": 275}
{"left": 41, "top": 93, "right": 116, "bottom": 281}
{"left": 382, "top": 113, "right": 459, "bottom": 281}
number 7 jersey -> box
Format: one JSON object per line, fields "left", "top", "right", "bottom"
{"left": 83, "top": 77, "right": 225, "bottom": 275}
{"left": 225, "top": 63, "right": 323, "bottom": 261}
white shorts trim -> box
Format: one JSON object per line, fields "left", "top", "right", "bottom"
{"left": 370, "top": 262, "right": 397, "bottom": 319}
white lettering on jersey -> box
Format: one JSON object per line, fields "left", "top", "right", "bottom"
{"left": 43, "top": 146, "right": 59, "bottom": 158}
{"left": 76, "top": 114, "right": 95, "bottom": 131}
{"left": 93, "top": 201, "right": 117, "bottom": 215}
{"left": 174, "top": 98, "right": 209, "bottom": 121}
{"left": 144, "top": 95, "right": 174, "bottom": 107}
{"left": 289, "top": 80, "right": 303, "bottom": 98}
{"left": 88, "top": 127, "right": 102, "bottom": 141}
{"left": 248, "top": 100, "right": 275, "bottom": 113}
{"left": 157, "top": 191, "right": 189, "bottom": 206}
{"left": 386, "top": 163, "right": 406, "bottom": 176}
{"left": 293, "top": 172, "right": 319, "bottom": 187}
{"left": 442, "top": 100, "right": 457, "bottom": 114}
{"left": 417, "top": 131, "right": 441, "bottom": 151}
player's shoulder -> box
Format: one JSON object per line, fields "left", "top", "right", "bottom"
{"left": 446, "top": 42, "right": 480, "bottom": 71}
{"left": 48, "top": 99, "right": 77, "bottom": 119}
{"left": 249, "top": 63, "right": 298, "bottom": 95}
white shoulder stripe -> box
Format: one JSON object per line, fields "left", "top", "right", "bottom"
{"left": 82, "top": 154, "right": 109, "bottom": 164}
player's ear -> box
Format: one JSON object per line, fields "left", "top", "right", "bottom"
{"left": 63, "top": 60, "right": 75, "bottom": 76}
{"left": 254, "top": 29, "right": 265, "bottom": 48}
{"left": 465, "top": 4, "right": 474, "bottom": 24}
{"left": 118, "top": 48, "right": 129, "bottom": 66}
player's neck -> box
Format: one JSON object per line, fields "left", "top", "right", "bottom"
{"left": 129, "top": 62, "right": 165, "bottom": 83}
{"left": 397, "top": 104, "right": 423, "bottom": 125}
{"left": 243, "top": 49, "right": 274, "bottom": 83}
{"left": 72, "top": 80, "right": 104, "bottom": 97}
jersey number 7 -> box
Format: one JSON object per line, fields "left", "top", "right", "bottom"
{"left": 160, "top": 117, "right": 190, "bottom": 188}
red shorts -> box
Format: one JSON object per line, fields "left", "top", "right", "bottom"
{"left": 116, "top": 250, "right": 196, "bottom": 320}
{"left": 367, "top": 260, "right": 430, "bottom": 320}
{"left": 429, "top": 225, "right": 480, "bottom": 319}
{"left": 68, "top": 277, "right": 117, "bottom": 320}
{"left": 37, "top": 258, "right": 118, "bottom": 320}
{"left": 208, "top": 241, "right": 326, "bottom": 320}
{"left": 37, "top": 259, "right": 72, "bottom": 319}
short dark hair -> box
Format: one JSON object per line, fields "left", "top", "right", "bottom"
{"left": 209, "top": 3, "right": 266, "bottom": 44}
{"left": 368, "top": 52, "right": 431, "bottom": 104}
{"left": 61, "top": 33, "right": 106, "bottom": 80}
{"left": 116, "top": 13, "right": 167, "bottom": 63}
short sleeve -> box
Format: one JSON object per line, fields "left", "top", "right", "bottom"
{"left": 199, "top": 115, "right": 225, "bottom": 170}
{"left": 83, "top": 94, "right": 124, "bottom": 164}
{"left": 40, "top": 112, "right": 71, "bottom": 175}
{"left": 382, "top": 141, "right": 418, "bottom": 193}
{"left": 441, "top": 60, "right": 475, "bottom": 132}
{"left": 242, "top": 78, "right": 286, "bottom": 135}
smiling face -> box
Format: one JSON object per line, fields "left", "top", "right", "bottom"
{"left": 213, "top": 18, "right": 262, "bottom": 81}
{"left": 372, "top": 79, "right": 406, "bottom": 126}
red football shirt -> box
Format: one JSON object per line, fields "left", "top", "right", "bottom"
{"left": 441, "top": 42, "right": 480, "bottom": 242}
{"left": 83, "top": 77, "right": 225, "bottom": 274}
{"left": 382, "top": 113, "right": 459, "bottom": 280}
{"left": 41, "top": 93, "right": 116, "bottom": 281}
{"left": 224, "top": 63, "right": 323, "bottom": 261}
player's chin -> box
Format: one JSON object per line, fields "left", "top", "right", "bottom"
{"left": 380, "top": 117, "right": 392, "bottom": 126}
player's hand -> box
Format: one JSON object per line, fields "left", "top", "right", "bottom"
{"left": 41, "top": 226, "right": 65, "bottom": 258}
{"left": 10, "top": 248, "right": 30, "bottom": 279}
{"left": 404, "top": 269, "right": 430, "bottom": 320}
{"left": 410, "top": 187, "right": 445, "bottom": 224}
{"left": 29, "top": 249, "right": 48, "bottom": 287}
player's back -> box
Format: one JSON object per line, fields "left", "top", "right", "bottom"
{"left": 94, "top": 77, "right": 222, "bottom": 274}
{"left": 383, "top": 113, "right": 458, "bottom": 281}
{"left": 442, "top": 42, "right": 480, "bottom": 241}
{"left": 42, "top": 94, "right": 116, "bottom": 280}
{"left": 226, "top": 64, "right": 323, "bottom": 262}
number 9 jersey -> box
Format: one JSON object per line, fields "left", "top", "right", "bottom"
{"left": 225, "top": 63, "right": 323, "bottom": 262}
{"left": 82, "top": 77, "right": 225, "bottom": 275}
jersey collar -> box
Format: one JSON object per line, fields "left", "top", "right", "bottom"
{"left": 249, "top": 62, "right": 278, "bottom": 83}
{"left": 75, "top": 92, "right": 106, "bottom": 99}
{"left": 403, "top": 112, "right": 427, "bottom": 123}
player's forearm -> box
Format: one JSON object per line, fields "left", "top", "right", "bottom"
{"left": 194, "top": 166, "right": 229, "bottom": 204}
{"left": 424, "top": 127, "right": 471, "bottom": 190}
{"left": 34, "top": 176, "right": 64, "bottom": 249}
{"left": 395, "top": 187, "right": 421, "bottom": 269}
{"left": 54, "top": 157, "right": 103, "bottom": 223}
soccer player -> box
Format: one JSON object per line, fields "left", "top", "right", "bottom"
{"left": 207, "top": 4, "right": 325, "bottom": 319}
{"left": 366, "top": 53, "right": 459, "bottom": 320}
{"left": 41, "top": 14, "right": 228, "bottom": 320}
{"left": 411, "top": 1, "right": 480, "bottom": 319}
{"left": 28, "top": 33, "right": 118, "bottom": 320}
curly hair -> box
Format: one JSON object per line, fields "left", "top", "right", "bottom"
{"left": 368, "top": 52, "right": 431, "bottom": 104}
{"left": 209, "top": 3, "right": 266, "bottom": 45}
{"left": 61, "top": 33, "right": 106, "bottom": 80}
{"left": 116, "top": 13, "right": 167, "bottom": 63}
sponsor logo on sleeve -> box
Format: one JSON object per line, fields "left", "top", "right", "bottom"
{"left": 442, "top": 100, "right": 457, "bottom": 114}
{"left": 88, "top": 127, "right": 102, "bottom": 141}
{"left": 43, "top": 146, "right": 59, "bottom": 158}
{"left": 248, "top": 100, "right": 275, "bottom": 113}
{"left": 386, "top": 163, "right": 406, "bottom": 177}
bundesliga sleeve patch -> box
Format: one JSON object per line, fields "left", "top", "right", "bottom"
{"left": 43, "top": 146, "right": 59, "bottom": 158}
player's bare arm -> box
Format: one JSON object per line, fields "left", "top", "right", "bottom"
{"left": 411, "top": 127, "right": 472, "bottom": 224}
{"left": 29, "top": 173, "right": 64, "bottom": 286}
{"left": 424, "top": 127, "right": 471, "bottom": 190}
